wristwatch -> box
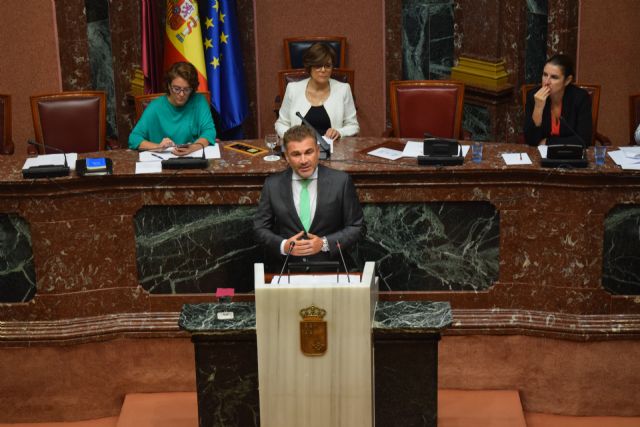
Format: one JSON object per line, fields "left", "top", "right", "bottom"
{"left": 321, "top": 237, "right": 329, "bottom": 252}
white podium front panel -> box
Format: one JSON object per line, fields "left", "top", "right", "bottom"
{"left": 255, "top": 262, "right": 377, "bottom": 427}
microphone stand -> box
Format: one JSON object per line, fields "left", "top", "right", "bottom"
{"left": 277, "top": 241, "right": 296, "bottom": 284}
{"left": 295, "top": 111, "right": 331, "bottom": 159}
{"left": 336, "top": 241, "right": 351, "bottom": 284}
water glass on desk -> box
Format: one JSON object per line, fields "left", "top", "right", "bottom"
{"left": 264, "top": 134, "right": 280, "bottom": 161}
{"left": 594, "top": 145, "right": 607, "bottom": 166}
{"left": 471, "top": 141, "right": 483, "bottom": 163}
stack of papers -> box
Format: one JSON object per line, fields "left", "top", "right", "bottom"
{"left": 608, "top": 147, "right": 640, "bottom": 170}
{"left": 135, "top": 145, "right": 222, "bottom": 174}
{"left": 22, "top": 153, "right": 79, "bottom": 171}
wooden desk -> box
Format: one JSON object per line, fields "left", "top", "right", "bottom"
{"left": 1, "top": 139, "right": 639, "bottom": 344}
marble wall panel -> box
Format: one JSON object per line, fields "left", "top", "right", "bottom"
{"left": 358, "top": 202, "right": 499, "bottom": 291}
{"left": 134, "top": 205, "right": 261, "bottom": 294}
{"left": 30, "top": 215, "right": 138, "bottom": 294}
{"left": 55, "top": 0, "right": 92, "bottom": 90}
{"left": 0, "top": 214, "right": 36, "bottom": 303}
{"left": 462, "top": 104, "right": 490, "bottom": 141}
{"left": 603, "top": 205, "right": 640, "bottom": 295}
{"left": 402, "top": 0, "right": 455, "bottom": 80}
{"left": 525, "top": 0, "right": 548, "bottom": 83}
{"left": 134, "top": 202, "right": 499, "bottom": 294}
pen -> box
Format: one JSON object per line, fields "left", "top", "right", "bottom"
{"left": 520, "top": 153, "right": 523, "bottom": 160}
{"left": 151, "top": 153, "right": 164, "bottom": 160}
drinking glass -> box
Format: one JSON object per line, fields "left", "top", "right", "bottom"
{"left": 471, "top": 141, "right": 483, "bottom": 163}
{"left": 264, "top": 134, "right": 280, "bottom": 161}
{"left": 594, "top": 145, "right": 606, "bottom": 166}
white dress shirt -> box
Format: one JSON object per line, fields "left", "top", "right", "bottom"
{"left": 279, "top": 168, "right": 318, "bottom": 255}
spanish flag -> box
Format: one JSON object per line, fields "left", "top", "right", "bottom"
{"left": 163, "top": 0, "right": 208, "bottom": 91}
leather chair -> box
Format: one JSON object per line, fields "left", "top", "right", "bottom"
{"left": 520, "top": 83, "right": 611, "bottom": 145}
{"left": 629, "top": 93, "right": 640, "bottom": 145}
{"left": 283, "top": 36, "right": 346, "bottom": 69}
{"left": 134, "top": 91, "right": 212, "bottom": 122}
{"left": 388, "top": 80, "right": 465, "bottom": 139}
{"left": 0, "top": 94, "right": 14, "bottom": 155}
{"left": 30, "top": 91, "right": 109, "bottom": 154}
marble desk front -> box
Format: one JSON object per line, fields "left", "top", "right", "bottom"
{"left": 1, "top": 139, "right": 639, "bottom": 344}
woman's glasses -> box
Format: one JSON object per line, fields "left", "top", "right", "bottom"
{"left": 312, "top": 63, "right": 333, "bottom": 71}
{"left": 170, "top": 86, "right": 193, "bottom": 95}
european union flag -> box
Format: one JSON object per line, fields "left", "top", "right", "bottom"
{"left": 202, "top": 0, "right": 248, "bottom": 131}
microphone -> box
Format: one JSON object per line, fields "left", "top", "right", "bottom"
{"left": 160, "top": 141, "right": 208, "bottom": 169}
{"left": 558, "top": 116, "right": 588, "bottom": 148}
{"left": 277, "top": 241, "right": 296, "bottom": 284}
{"left": 23, "top": 140, "right": 71, "bottom": 179}
{"left": 336, "top": 241, "right": 351, "bottom": 283}
{"left": 295, "top": 111, "right": 331, "bottom": 159}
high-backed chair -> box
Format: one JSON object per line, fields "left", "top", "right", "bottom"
{"left": 284, "top": 36, "right": 346, "bottom": 69}
{"left": 30, "top": 91, "right": 108, "bottom": 154}
{"left": 273, "top": 68, "right": 355, "bottom": 116}
{"left": 0, "top": 94, "right": 14, "bottom": 155}
{"left": 629, "top": 93, "right": 640, "bottom": 145}
{"left": 520, "top": 83, "right": 611, "bottom": 145}
{"left": 134, "top": 91, "right": 212, "bottom": 122}
{"left": 388, "top": 80, "right": 465, "bottom": 139}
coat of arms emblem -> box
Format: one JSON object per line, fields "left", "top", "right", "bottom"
{"left": 299, "top": 305, "right": 327, "bottom": 356}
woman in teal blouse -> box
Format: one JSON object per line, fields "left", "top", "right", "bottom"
{"left": 129, "top": 62, "right": 216, "bottom": 155}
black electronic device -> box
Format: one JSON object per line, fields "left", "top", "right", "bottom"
{"left": 295, "top": 111, "right": 331, "bottom": 160}
{"left": 76, "top": 157, "right": 113, "bottom": 176}
{"left": 161, "top": 142, "right": 209, "bottom": 169}
{"left": 541, "top": 142, "right": 588, "bottom": 168}
{"left": 418, "top": 135, "right": 464, "bottom": 166}
{"left": 22, "top": 140, "right": 71, "bottom": 179}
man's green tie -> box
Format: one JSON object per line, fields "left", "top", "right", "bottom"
{"left": 299, "top": 179, "right": 311, "bottom": 231}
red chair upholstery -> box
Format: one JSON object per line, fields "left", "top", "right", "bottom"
{"left": 30, "top": 91, "right": 108, "bottom": 154}
{"left": 629, "top": 93, "right": 640, "bottom": 145}
{"left": 283, "top": 36, "right": 346, "bottom": 70}
{"left": 134, "top": 91, "right": 212, "bottom": 122}
{"left": 274, "top": 68, "right": 355, "bottom": 115}
{"left": 0, "top": 94, "right": 14, "bottom": 155}
{"left": 389, "top": 80, "right": 465, "bottom": 139}
{"left": 520, "top": 83, "right": 610, "bottom": 145}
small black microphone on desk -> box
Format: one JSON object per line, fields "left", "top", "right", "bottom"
{"left": 558, "top": 116, "right": 588, "bottom": 148}
{"left": 336, "top": 240, "right": 350, "bottom": 283}
{"left": 295, "top": 111, "right": 331, "bottom": 159}
{"left": 277, "top": 241, "right": 296, "bottom": 284}
{"left": 159, "top": 142, "right": 209, "bottom": 169}
{"left": 23, "top": 140, "right": 70, "bottom": 179}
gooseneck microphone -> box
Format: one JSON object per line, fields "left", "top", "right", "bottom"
{"left": 295, "top": 111, "right": 331, "bottom": 159}
{"left": 558, "top": 116, "right": 588, "bottom": 148}
{"left": 336, "top": 241, "right": 351, "bottom": 283}
{"left": 23, "top": 140, "right": 71, "bottom": 179}
{"left": 277, "top": 241, "right": 296, "bottom": 284}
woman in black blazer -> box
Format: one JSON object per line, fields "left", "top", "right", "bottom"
{"left": 524, "top": 54, "right": 593, "bottom": 146}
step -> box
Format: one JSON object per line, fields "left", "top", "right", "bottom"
{"left": 115, "top": 393, "right": 197, "bottom": 427}
{"left": 525, "top": 412, "right": 640, "bottom": 427}
{"left": 439, "top": 389, "right": 528, "bottom": 427}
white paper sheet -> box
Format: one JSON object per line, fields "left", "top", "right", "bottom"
{"left": 22, "top": 153, "right": 79, "bottom": 171}
{"left": 538, "top": 145, "right": 548, "bottom": 159}
{"left": 501, "top": 153, "right": 532, "bottom": 165}
{"left": 138, "top": 144, "right": 221, "bottom": 162}
{"left": 608, "top": 150, "right": 640, "bottom": 170}
{"left": 367, "top": 147, "right": 404, "bottom": 160}
{"left": 135, "top": 161, "right": 162, "bottom": 174}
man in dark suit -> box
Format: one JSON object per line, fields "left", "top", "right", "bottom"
{"left": 253, "top": 125, "right": 364, "bottom": 263}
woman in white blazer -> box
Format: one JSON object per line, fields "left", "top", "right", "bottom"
{"left": 275, "top": 43, "right": 359, "bottom": 140}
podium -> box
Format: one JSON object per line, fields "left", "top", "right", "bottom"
{"left": 254, "top": 262, "right": 378, "bottom": 427}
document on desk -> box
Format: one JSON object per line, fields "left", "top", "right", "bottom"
{"left": 501, "top": 153, "right": 532, "bottom": 165}
{"left": 135, "top": 161, "right": 162, "bottom": 174}
{"left": 270, "top": 274, "right": 361, "bottom": 285}
{"left": 538, "top": 146, "right": 548, "bottom": 158}
{"left": 138, "top": 145, "right": 221, "bottom": 162}
{"left": 22, "top": 153, "right": 79, "bottom": 170}
{"left": 368, "top": 147, "right": 404, "bottom": 160}
{"left": 608, "top": 149, "right": 640, "bottom": 170}
{"left": 402, "top": 141, "right": 470, "bottom": 157}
